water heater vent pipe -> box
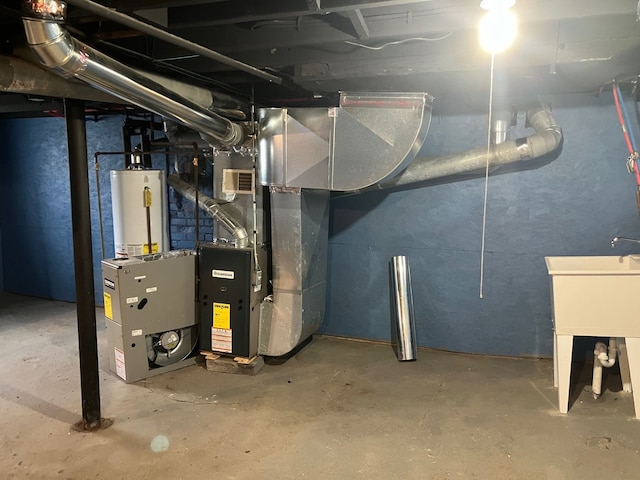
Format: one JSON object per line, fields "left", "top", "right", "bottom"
{"left": 167, "top": 174, "right": 249, "bottom": 248}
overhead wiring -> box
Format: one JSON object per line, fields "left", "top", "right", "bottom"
{"left": 344, "top": 33, "right": 453, "bottom": 50}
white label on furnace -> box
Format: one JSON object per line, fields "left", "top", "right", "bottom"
{"left": 212, "top": 269, "right": 235, "bottom": 280}
{"left": 145, "top": 286, "right": 157, "bottom": 293}
{"left": 134, "top": 275, "right": 146, "bottom": 280}
{"left": 114, "top": 347, "right": 126, "bottom": 381}
{"left": 126, "top": 296, "right": 139, "bottom": 304}
{"left": 131, "top": 329, "right": 143, "bottom": 337}
{"left": 211, "top": 327, "right": 232, "bottom": 353}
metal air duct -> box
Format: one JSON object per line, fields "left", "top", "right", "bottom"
{"left": 259, "top": 188, "right": 330, "bottom": 356}
{"left": 258, "top": 92, "right": 433, "bottom": 191}
{"left": 380, "top": 105, "right": 562, "bottom": 188}
{"left": 167, "top": 174, "right": 249, "bottom": 248}
{"left": 21, "top": 0, "right": 245, "bottom": 148}
{"left": 0, "top": 55, "right": 121, "bottom": 103}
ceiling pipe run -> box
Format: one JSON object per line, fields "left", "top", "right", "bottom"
{"left": 0, "top": 54, "right": 123, "bottom": 103}
{"left": 21, "top": 0, "right": 246, "bottom": 148}
{"left": 378, "top": 105, "right": 562, "bottom": 189}
{"left": 64, "top": 0, "right": 283, "bottom": 86}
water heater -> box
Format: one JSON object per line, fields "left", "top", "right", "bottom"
{"left": 111, "top": 169, "right": 169, "bottom": 258}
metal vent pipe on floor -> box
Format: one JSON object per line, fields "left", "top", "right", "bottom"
{"left": 390, "top": 256, "right": 417, "bottom": 362}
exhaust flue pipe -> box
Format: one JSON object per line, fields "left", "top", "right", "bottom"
{"left": 21, "top": 0, "right": 245, "bottom": 148}
{"left": 167, "top": 174, "right": 249, "bottom": 248}
{"left": 380, "top": 105, "right": 562, "bottom": 188}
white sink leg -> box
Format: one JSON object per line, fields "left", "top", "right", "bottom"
{"left": 553, "top": 332, "right": 558, "bottom": 388}
{"left": 556, "top": 334, "right": 573, "bottom": 414}
{"left": 624, "top": 337, "right": 640, "bottom": 419}
{"left": 618, "top": 338, "right": 632, "bottom": 393}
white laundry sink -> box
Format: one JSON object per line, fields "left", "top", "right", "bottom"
{"left": 545, "top": 255, "right": 640, "bottom": 419}
{"left": 545, "top": 255, "right": 640, "bottom": 337}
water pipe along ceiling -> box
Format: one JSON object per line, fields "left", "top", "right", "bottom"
{"left": 2, "top": 0, "right": 640, "bottom": 116}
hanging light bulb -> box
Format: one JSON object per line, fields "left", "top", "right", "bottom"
{"left": 479, "top": 0, "right": 517, "bottom": 54}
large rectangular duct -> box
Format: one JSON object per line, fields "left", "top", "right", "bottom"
{"left": 258, "top": 92, "right": 432, "bottom": 191}
{"left": 259, "top": 188, "right": 330, "bottom": 356}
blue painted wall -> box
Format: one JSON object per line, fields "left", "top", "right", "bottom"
{"left": 0, "top": 114, "right": 213, "bottom": 304}
{"left": 320, "top": 93, "right": 640, "bottom": 357}
{"left": 1, "top": 92, "right": 639, "bottom": 357}
{"left": 0, "top": 115, "right": 123, "bottom": 302}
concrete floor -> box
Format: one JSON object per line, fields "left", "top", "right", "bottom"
{"left": 1, "top": 293, "right": 639, "bottom": 479}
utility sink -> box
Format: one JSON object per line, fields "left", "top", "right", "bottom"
{"left": 545, "top": 255, "right": 640, "bottom": 337}
{"left": 545, "top": 255, "right": 640, "bottom": 418}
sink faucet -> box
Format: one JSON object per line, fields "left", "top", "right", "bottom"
{"left": 610, "top": 236, "right": 640, "bottom": 248}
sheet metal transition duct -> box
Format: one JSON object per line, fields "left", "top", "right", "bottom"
{"left": 259, "top": 92, "right": 433, "bottom": 191}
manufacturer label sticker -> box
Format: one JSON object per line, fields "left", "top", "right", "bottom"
{"left": 104, "top": 278, "right": 115, "bottom": 290}
{"left": 126, "top": 296, "right": 139, "bottom": 304}
{"left": 211, "top": 327, "right": 232, "bottom": 353}
{"left": 145, "top": 286, "right": 158, "bottom": 293}
{"left": 131, "top": 329, "right": 143, "bottom": 337}
{"left": 212, "top": 269, "right": 235, "bottom": 280}
{"left": 114, "top": 347, "right": 126, "bottom": 381}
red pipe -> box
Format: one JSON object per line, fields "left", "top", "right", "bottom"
{"left": 612, "top": 83, "right": 640, "bottom": 186}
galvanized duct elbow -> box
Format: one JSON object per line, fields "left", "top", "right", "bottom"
{"left": 380, "top": 105, "right": 562, "bottom": 189}
{"left": 21, "top": 0, "right": 245, "bottom": 148}
{"left": 167, "top": 174, "right": 249, "bottom": 247}
{"left": 258, "top": 92, "right": 433, "bottom": 191}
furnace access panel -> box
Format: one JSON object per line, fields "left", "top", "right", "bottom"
{"left": 199, "top": 243, "right": 259, "bottom": 358}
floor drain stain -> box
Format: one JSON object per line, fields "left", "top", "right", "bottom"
{"left": 586, "top": 436, "right": 613, "bottom": 449}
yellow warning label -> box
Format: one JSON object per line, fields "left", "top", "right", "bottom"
{"left": 213, "top": 302, "right": 231, "bottom": 329}
{"left": 142, "top": 242, "right": 159, "bottom": 254}
{"left": 143, "top": 187, "right": 152, "bottom": 207}
{"left": 104, "top": 293, "right": 113, "bottom": 320}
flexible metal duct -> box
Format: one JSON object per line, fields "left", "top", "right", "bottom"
{"left": 167, "top": 174, "right": 249, "bottom": 248}
{"left": 21, "top": 0, "right": 245, "bottom": 148}
{"left": 380, "top": 105, "right": 562, "bottom": 188}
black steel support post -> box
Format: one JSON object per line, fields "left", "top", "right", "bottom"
{"left": 64, "top": 98, "right": 102, "bottom": 429}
